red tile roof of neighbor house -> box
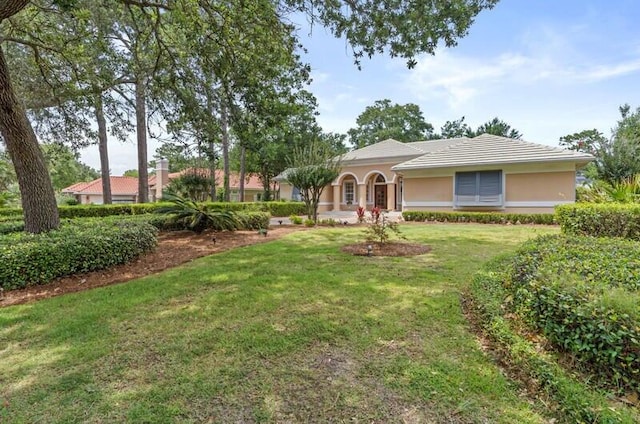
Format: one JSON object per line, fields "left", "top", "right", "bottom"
{"left": 62, "top": 176, "right": 139, "bottom": 195}
{"left": 149, "top": 168, "right": 264, "bottom": 190}
{"left": 65, "top": 170, "right": 265, "bottom": 195}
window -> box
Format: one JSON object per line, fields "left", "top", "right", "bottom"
{"left": 343, "top": 180, "right": 355, "bottom": 204}
{"left": 291, "top": 186, "right": 302, "bottom": 201}
{"left": 455, "top": 171, "right": 503, "bottom": 206}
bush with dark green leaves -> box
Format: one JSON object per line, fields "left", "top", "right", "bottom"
{"left": 556, "top": 203, "right": 640, "bottom": 239}
{"left": 476, "top": 234, "right": 640, "bottom": 399}
{"left": 402, "top": 210, "right": 556, "bottom": 225}
{"left": 469, "top": 254, "right": 639, "bottom": 423}
{"left": 0, "top": 219, "right": 157, "bottom": 291}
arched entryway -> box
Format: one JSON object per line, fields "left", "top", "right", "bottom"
{"left": 372, "top": 174, "right": 387, "bottom": 209}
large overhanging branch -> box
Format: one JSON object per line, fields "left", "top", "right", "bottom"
{"left": 0, "top": 0, "right": 30, "bottom": 21}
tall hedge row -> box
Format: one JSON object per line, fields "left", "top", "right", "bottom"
{"left": 506, "top": 235, "right": 640, "bottom": 393}
{"left": 556, "top": 203, "right": 640, "bottom": 239}
{"left": 0, "top": 201, "right": 305, "bottom": 220}
{"left": 469, "top": 255, "right": 639, "bottom": 423}
{"left": 0, "top": 220, "right": 158, "bottom": 291}
{"left": 402, "top": 210, "right": 556, "bottom": 225}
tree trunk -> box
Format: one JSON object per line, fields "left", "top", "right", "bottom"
{"left": 208, "top": 138, "right": 216, "bottom": 201}
{"left": 239, "top": 144, "right": 246, "bottom": 202}
{"left": 221, "top": 105, "right": 230, "bottom": 202}
{"left": 135, "top": 77, "right": 149, "bottom": 203}
{"left": 0, "top": 45, "right": 59, "bottom": 233}
{"left": 95, "top": 95, "right": 112, "bottom": 204}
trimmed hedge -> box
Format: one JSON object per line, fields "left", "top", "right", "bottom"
{"left": 0, "top": 220, "right": 24, "bottom": 235}
{"left": 507, "top": 235, "right": 640, "bottom": 393}
{"left": 402, "top": 210, "right": 557, "bottom": 225}
{"left": 469, "top": 256, "right": 639, "bottom": 423}
{"left": 146, "top": 211, "right": 270, "bottom": 232}
{"left": 556, "top": 203, "right": 640, "bottom": 239}
{"left": 0, "top": 219, "right": 158, "bottom": 291}
{"left": 0, "top": 201, "right": 304, "bottom": 220}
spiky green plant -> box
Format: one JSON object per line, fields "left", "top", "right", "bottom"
{"left": 155, "top": 194, "right": 239, "bottom": 233}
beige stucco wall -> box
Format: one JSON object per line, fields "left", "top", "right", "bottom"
{"left": 279, "top": 183, "right": 294, "bottom": 201}
{"left": 403, "top": 176, "right": 453, "bottom": 202}
{"left": 399, "top": 167, "right": 578, "bottom": 214}
{"left": 336, "top": 163, "right": 398, "bottom": 184}
{"left": 505, "top": 171, "right": 575, "bottom": 202}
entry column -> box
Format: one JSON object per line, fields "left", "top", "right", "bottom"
{"left": 386, "top": 183, "right": 395, "bottom": 211}
{"left": 332, "top": 185, "right": 340, "bottom": 211}
{"left": 358, "top": 183, "right": 367, "bottom": 208}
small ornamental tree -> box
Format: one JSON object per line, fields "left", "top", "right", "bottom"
{"left": 363, "top": 207, "right": 405, "bottom": 244}
{"left": 286, "top": 141, "right": 341, "bottom": 222}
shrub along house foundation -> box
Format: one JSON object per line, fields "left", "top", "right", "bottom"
{"left": 277, "top": 134, "right": 593, "bottom": 214}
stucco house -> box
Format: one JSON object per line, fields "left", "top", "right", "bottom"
{"left": 63, "top": 159, "right": 266, "bottom": 205}
{"left": 277, "top": 134, "right": 594, "bottom": 214}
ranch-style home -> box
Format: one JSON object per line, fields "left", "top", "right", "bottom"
{"left": 277, "top": 133, "right": 594, "bottom": 214}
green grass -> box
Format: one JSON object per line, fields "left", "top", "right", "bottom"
{"left": 0, "top": 224, "right": 558, "bottom": 423}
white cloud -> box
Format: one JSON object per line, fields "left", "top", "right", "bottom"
{"left": 404, "top": 47, "right": 640, "bottom": 109}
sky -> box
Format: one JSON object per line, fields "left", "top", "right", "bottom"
{"left": 79, "top": 0, "right": 640, "bottom": 176}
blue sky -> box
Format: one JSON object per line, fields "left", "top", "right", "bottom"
{"left": 80, "top": 0, "right": 640, "bottom": 175}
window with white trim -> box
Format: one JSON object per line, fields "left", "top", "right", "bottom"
{"left": 343, "top": 180, "right": 355, "bottom": 204}
{"left": 455, "top": 170, "right": 503, "bottom": 206}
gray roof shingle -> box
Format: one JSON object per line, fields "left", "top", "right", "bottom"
{"left": 392, "top": 134, "right": 594, "bottom": 171}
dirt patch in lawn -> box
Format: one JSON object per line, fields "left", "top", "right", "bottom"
{"left": 341, "top": 241, "right": 431, "bottom": 257}
{"left": 0, "top": 226, "right": 306, "bottom": 308}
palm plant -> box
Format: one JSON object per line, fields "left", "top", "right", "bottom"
{"left": 155, "top": 194, "right": 239, "bottom": 233}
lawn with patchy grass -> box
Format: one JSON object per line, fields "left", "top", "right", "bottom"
{"left": 0, "top": 224, "right": 557, "bottom": 423}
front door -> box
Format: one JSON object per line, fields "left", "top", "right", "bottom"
{"left": 375, "top": 185, "right": 386, "bottom": 209}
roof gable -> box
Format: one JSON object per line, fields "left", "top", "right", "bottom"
{"left": 341, "top": 138, "right": 424, "bottom": 161}
{"left": 393, "top": 133, "right": 594, "bottom": 171}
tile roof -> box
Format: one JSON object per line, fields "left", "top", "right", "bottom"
{"left": 62, "top": 176, "right": 139, "bottom": 195}
{"left": 149, "top": 168, "right": 264, "bottom": 190}
{"left": 392, "top": 134, "right": 594, "bottom": 171}
{"left": 340, "top": 137, "right": 468, "bottom": 162}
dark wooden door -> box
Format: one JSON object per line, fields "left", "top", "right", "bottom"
{"left": 375, "top": 185, "right": 386, "bottom": 209}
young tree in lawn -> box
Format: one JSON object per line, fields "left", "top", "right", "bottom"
{"left": 285, "top": 141, "right": 341, "bottom": 222}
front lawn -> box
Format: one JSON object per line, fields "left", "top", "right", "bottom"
{"left": 1, "top": 224, "right": 556, "bottom": 423}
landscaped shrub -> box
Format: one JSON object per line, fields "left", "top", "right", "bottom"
{"left": 289, "top": 215, "right": 303, "bottom": 225}
{"left": 148, "top": 211, "right": 269, "bottom": 232}
{"left": 556, "top": 203, "right": 640, "bottom": 239}
{"left": 402, "top": 210, "right": 556, "bottom": 225}
{"left": 505, "top": 235, "right": 640, "bottom": 393}
{"left": 0, "top": 220, "right": 24, "bottom": 235}
{"left": 0, "top": 220, "right": 158, "bottom": 291}
{"left": 469, "top": 256, "right": 639, "bottom": 423}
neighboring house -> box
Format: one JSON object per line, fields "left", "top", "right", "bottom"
{"left": 148, "top": 166, "right": 265, "bottom": 202}
{"left": 62, "top": 176, "right": 139, "bottom": 204}
{"left": 63, "top": 159, "right": 267, "bottom": 205}
{"left": 277, "top": 134, "right": 594, "bottom": 214}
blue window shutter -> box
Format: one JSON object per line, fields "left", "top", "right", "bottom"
{"left": 455, "top": 172, "right": 477, "bottom": 196}
{"left": 478, "top": 171, "right": 502, "bottom": 203}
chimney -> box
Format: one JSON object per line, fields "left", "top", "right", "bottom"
{"left": 156, "top": 158, "right": 169, "bottom": 201}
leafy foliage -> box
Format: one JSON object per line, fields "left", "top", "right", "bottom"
{"left": 403, "top": 210, "right": 556, "bottom": 225}
{"left": 155, "top": 194, "right": 239, "bottom": 234}
{"left": 473, "top": 117, "right": 522, "bottom": 139}
{"left": 506, "top": 235, "right": 640, "bottom": 393}
{"left": 556, "top": 203, "right": 640, "bottom": 240}
{"left": 164, "top": 170, "right": 214, "bottom": 202}
{"left": 0, "top": 219, "right": 157, "bottom": 290}
{"left": 347, "top": 99, "right": 434, "bottom": 148}
{"left": 469, "top": 254, "right": 640, "bottom": 423}
{"left": 285, "top": 141, "right": 341, "bottom": 221}
{"left": 363, "top": 207, "right": 404, "bottom": 244}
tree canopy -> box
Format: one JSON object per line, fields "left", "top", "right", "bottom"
{"left": 560, "top": 104, "right": 640, "bottom": 184}
{"left": 348, "top": 99, "right": 434, "bottom": 148}
{"left": 0, "top": 0, "right": 499, "bottom": 233}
